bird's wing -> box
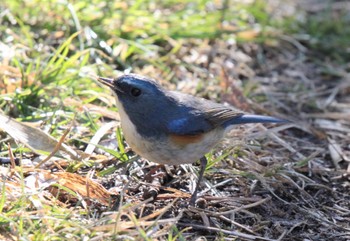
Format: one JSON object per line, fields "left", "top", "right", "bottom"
{"left": 203, "top": 105, "right": 243, "bottom": 127}
{"left": 165, "top": 92, "right": 243, "bottom": 136}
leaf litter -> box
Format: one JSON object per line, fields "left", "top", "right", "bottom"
{"left": 0, "top": 1, "right": 350, "bottom": 240}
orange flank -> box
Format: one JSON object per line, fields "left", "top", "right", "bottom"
{"left": 169, "top": 133, "right": 205, "bottom": 146}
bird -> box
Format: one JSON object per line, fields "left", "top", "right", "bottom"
{"left": 97, "top": 74, "right": 287, "bottom": 205}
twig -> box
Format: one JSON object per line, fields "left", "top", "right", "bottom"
{"left": 177, "top": 222, "right": 278, "bottom": 241}
{"left": 35, "top": 121, "right": 73, "bottom": 168}
{"left": 7, "top": 143, "right": 16, "bottom": 168}
{"left": 215, "top": 196, "right": 272, "bottom": 215}
{"left": 218, "top": 214, "right": 256, "bottom": 234}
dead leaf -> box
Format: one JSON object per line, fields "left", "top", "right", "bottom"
{"left": 236, "top": 29, "right": 259, "bottom": 40}
{"left": 0, "top": 112, "right": 79, "bottom": 160}
{"left": 49, "top": 172, "right": 112, "bottom": 206}
{"left": 63, "top": 98, "right": 120, "bottom": 120}
{"left": 85, "top": 121, "right": 117, "bottom": 155}
{"left": 0, "top": 65, "right": 36, "bottom": 94}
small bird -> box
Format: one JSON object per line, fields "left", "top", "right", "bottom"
{"left": 98, "top": 74, "right": 287, "bottom": 205}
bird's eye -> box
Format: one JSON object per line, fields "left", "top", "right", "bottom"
{"left": 130, "top": 87, "right": 141, "bottom": 97}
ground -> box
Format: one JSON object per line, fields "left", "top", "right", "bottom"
{"left": 0, "top": 0, "right": 349, "bottom": 240}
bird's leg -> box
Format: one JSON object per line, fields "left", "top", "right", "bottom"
{"left": 189, "top": 156, "right": 207, "bottom": 206}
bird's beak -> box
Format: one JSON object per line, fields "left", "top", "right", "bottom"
{"left": 97, "top": 76, "right": 114, "bottom": 89}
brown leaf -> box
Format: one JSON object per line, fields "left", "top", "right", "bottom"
{"left": 0, "top": 112, "right": 79, "bottom": 160}
{"left": 48, "top": 172, "right": 112, "bottom": 206}
{"left": 0, "top": 65, "right": 36, "bottom": 94}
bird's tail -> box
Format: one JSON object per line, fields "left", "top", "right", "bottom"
{"left": 228, "top": 114, "right": 289, "bottom": 125}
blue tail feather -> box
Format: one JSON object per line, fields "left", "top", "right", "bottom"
{"left": 227, "top": 114, "right": 289, "bottom": 126}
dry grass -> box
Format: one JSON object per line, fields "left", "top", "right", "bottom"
{"left": 0, "top": 0, "right": 349, "bottom": 240}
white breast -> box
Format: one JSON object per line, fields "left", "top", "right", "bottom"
{"left": 116, "top": 102, "right": 146, "bottom": 155}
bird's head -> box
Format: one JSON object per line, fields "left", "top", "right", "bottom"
{"left": 98, "top": 74, "right": 167, "bottom": 109}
